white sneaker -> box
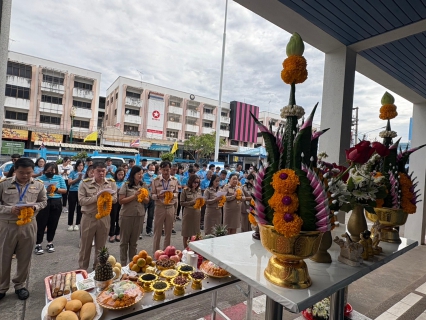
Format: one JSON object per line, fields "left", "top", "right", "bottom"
{"left": 67, "top": 226, "right": 73, "bottom": 231}
{"left": 92, "top": 240, "right": 95, "bottom": 246}
{"left": 62, "top": 207, "right": 68, "bottom": 213}
{"left": 73, "top": 225, "right": 79, "bottom": 231}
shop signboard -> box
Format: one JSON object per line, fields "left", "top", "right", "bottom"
{"left": 1, "top": 141, "right": 25, "bottom": 155}
{"left": 31, "top": 132, "right": 63, "bottom": 143}
{"left": 2, "top": 128, "right": 28, "bottom": 140}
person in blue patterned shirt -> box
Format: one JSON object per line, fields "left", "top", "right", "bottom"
{"left": 105, "top": 157, "right": 117, "bottom": 179}
{"left": 67, "top": 160, "right": 85, "bottom": 231}
{"left": 32, "top": 157, "right": 45, "bottom": 178}
{"left": 219, "top": 170, "right": 228, "bottom": 188}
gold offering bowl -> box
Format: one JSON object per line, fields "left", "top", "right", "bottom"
{"left": 160, "top": 269, "right": 179, "bottom": 283}
{"left": 189, "top": 272, "right": 207, "bottom": 290}
{"left": 138, "top": 274, "right": 158, "bottom": 292}
{"left": 150, "top": 280, "right": 170, "bottom": 301}
{"left": 365, "top": 207, "right": 408, "bottom": 243}
{"left": 177, "top": 264, "right": 194, "bottom": 277}
{"left": 259, "top": 224, "right": 322, "bottom": 289}
{"left": 171, "top": 276, "right": 190, "bottom": 296}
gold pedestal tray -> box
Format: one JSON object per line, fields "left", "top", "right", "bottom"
{"left": 259, "top": 224, "right": 322, "bottom": 289}
{"left": 365, "top": 207, "right": 408, "bottom": 243}
{"left": 150, "top": 280, "right": 170, "bottom": 301}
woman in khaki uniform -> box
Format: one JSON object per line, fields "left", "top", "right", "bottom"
{"left": 204, "top": 174, "right": 223, "bottom": 235}
{"left": 180, "top": 174, "right": 202, "bottom": 248}
{"left": 240, "top": 174, "right": 254, "bottom": 232}
{"left": 118, "top": 166, "right": 149, "bottom": 266}
{"left": 223, "top": 173, "right": 245, "bottom": 235}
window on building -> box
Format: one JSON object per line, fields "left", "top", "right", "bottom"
{"left": 106, "top": 100, "right": 109, "bottom": 106}
{"left": 73, "top": 100, "right": 91, "bottom": 109}
{"left": 168, "top": 115, "right": 180, "bottom": 122}
{"left": 203, "top": 121, "right": 213, "bottom": 128}
{"left": 185, "top": 132, "right": 195, "bottom": 139}
{"left": 125, "top": 108, "right": 139, "bottom": 116}
{"left": 270, "top": 120, "right": 276, "bottom": 126}
{"left": 124, "top": 125, "right": 138, "bottom": 131}
{"left": 114, "top": 109, "right": 117, "bottom": 115}
{"left": 116, "top": 92, "right": 118, "bottom": 99}
{"left": 72, "top": 119, "right": 90, "bottom": 128}
{"left": 230, "top": 140, "right": 239, "bottom": 146}
{"left": 221, "top": 112, "right": 228, "bottom": 117}
{"left": 74, "top": 81, "right": 93, "bottom": 91}
{"left": 170, "top": 101, "right": 181, "bottom": 107}
{"left": 243, "top": 142, "right": 248, "bottom": 147}
{"left": 42, "top": 95, "right": 63, "bottom": 105}
{"left": 5, "top": 110, "right": 28, "bottom": 121}
{"left": 40, "top": 115, "right": 60, "bottom": 125}
{"left": 7, "top": 62, "right": 32, "bottom": 79}
{"left": 43, "top": 74, "right": 64, "bottom": 85}
{"left": 166, "top": 131, "right": 178, "bottom": 138}
{"left": 111, "top": 96, "right": 114, "bottom": 103}
{"left": 5, "top": 85, "right": 30, "bottom": 99}
{"left": 97, "top": 118, "right": 103, "bottom": 128}
{"left": 220, "top": 124, "right": 228, "bottom": 130}
{"left": 204, "top": 108, "right": 213, "bottom": 114}
{"left": 126, "top": 91, "right": 141, "bottom": 99}
{"left": 186, "top": 119, "right": 197, "bottom": 126}
{"left": 106, "top": 114, "right": 108, "bottom": 120}
{"left": 257, "top": 132, "right": 262, "bottom": 137}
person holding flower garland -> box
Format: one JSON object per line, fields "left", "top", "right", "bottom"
{"left": 222, "top": 173, "right": 245, "bottom": 235}
{"left": 118, "top": 166, "right": 150, "bottom": 266}
{"left": 0, "top": 158, "right": 47, "bottom": 301}
{"left": 204, "top": 174, "right": 224, "bottom": 235}
{"left": 67, "top": 160, "right": 85, "bottom": 232}
{"left": 78, "top": 162, "right": 117, "bottom": 270}
{"left": 180, "top": 174, "right": 202, "bottom": 248}
{"left": 35, "top": 163, "right": 67, "bottom": 255}
{"left": 108, "top": 168, "right": 125, "bottom": 243}
{"left": 240, "top": 174, "right": 254, "bottom": 232}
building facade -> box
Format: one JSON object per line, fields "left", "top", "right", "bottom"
{"left": 255, "top": 111, "right": 285, "bottom": 147}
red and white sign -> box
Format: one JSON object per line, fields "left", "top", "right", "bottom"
{"left": 147, "top": 98, "right": 165, "bottom": 139}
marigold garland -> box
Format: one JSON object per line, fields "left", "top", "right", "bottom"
{"left": 248, "top": 212, "right": 257, "bottom": 226}
{"left": 218, "top": 195, "right": 226, "bottom": 208}
{"left": 399, "top": 173, "right": 416, "bottom": 213}
{"left": 235, "top": 188, "right": 243, "bottom": 201}
{"left": 164, "top": 191, "right": 174, "bottom": 205}
{"left": 193, "top": 198, "right": 205, "bottom": 209}
{"left": 49, "top": 185, "right": 56, "bottom": 197}
{"left": 271, "top": 169, "right": 300, "bottom": 193}
{"left": 281, "top": 55, "right": 308, "bottom": 84}
{"left": 379, "top": 104, "right": 398, "bottom": 120}
{"left": 273, "top": 212, "right": 303, "bottom": 238}
{"left": 137, "top": 188, "right": 149, "bottom": 203}
{"left": 96, "top": 192, "right": 113, "bottom": 219}
{"left": 16, "top": 207, "right": 34, "bottom": 226}
{"left": 268, "top": 192, "right": 299, "bottom": 213}
{"left": 250, "top": 198, "right": 255, "bottom": 207}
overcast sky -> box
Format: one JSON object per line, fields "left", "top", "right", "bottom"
{"left": 9, "top": 0, "right": 412, "bottom": 143}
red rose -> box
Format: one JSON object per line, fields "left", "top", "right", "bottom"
{"left": 371, "top": 142, "right": 390, "bottom": 157}
{"left": 345, "top": 141, "right": 375, "bottom": 164}
{"left": 333, "top": 164, "right": 349, "bottom": 182}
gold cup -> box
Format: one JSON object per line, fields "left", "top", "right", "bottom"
{"left": 259, "top": 224, "right": 322, "bottom": 289}
{"left": 365, "top": 207, "right": 408, "bottom": 243}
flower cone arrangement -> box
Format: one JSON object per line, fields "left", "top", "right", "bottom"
{"left": 96, "top": 192, "right": 113, "bottom": 219}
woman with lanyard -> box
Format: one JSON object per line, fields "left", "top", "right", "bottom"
{"left": 67, "top": 160, "right": 84, "bottom": 232}
{"left": 222, "top": 173, "right": 245, "bottom": 235}
{"left": 32, "top": 157, "right": 45, "bottom": 178}
{"left": 204, "top": 174, "right": 223, "bottom": 235}
{"left": 109, "top": 168, "right": 125, "bottom": 243}
{"left": 175, "top": 165, "right": 184, "bottom": 220}
{"left": 35, "top": 163, "right": 67, "bottom": 255}
{"left": 180, "top": 174, "right": 202, "bottom": 249}
{"left": 240, "top": 173, "right": 254, "bottom": 232}
{"left": 118, "top": 166, "right": 149, "bottom": 266}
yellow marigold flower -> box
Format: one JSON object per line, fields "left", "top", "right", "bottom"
{"left": 164, "top": 191, "right": 174, "bottom": 205}
{"left": 271, "top": 169, "right": 300, "bottom": 193}
{"left": 281, "top": 55, "right": 308, "bottom": 84}
{"left": 268, "top": 192, "right": 299, "bottom": 213}
{"left": 273, "top": 212, "right": 303, "bottom": 238}
{"left": 193, "top": 198, "right": 205, "bottom": 209}
{"left": 218, "top": 195, "right": 226, "bottom": 208}
{"left": 96, "top": 192, "right": 113, "bottom": 219}
{"left": 137, "top": 188, "right": 149, "bottom": 203}
{"left": 16, "top": 207, "right": 35, "bottom": 226}
{"left": 399, "top": 173, "right": 416, "bottom": 213}
{"left": 235, "top": 188, "right": 243, "bottom": 201}
{"left": 379, "top": 104, "right": 398, "bottom": 120}
{"left": 248, "top": 213, "right": 257, "bottom": 226}
{"left": 49, "top": 185, "right": 56, "bottom": 197}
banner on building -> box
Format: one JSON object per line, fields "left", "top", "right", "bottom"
{"left": 31, "top": 132, "right": 63, "bottom": 143}
{"left": 146, "top": 93, "right": 165, "bottom": 140}
{"left": 2, "top": 128, "right": 28, "bottom": 141}
{"left": 1, "top": 141, "right": 25, "bottom": 155}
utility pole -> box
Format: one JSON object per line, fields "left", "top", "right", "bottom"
{"left": 352, "top": 107, "right": 359, "bottom": 146}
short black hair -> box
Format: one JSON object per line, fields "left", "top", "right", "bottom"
{"left": 63, "top": 156, "right": 70, "bottom": 162}
{"left": 142, "top": 158, "right": 148, "bottom": 162}
{"left": 105, "top": 157, "right": 112, "bottom": 161}
{"left": 93, "top": 162, "right": 107, "bottom": 169}
{"left": 194, "top": 163, "right": 200, "bottom": 168}
{"left": 209, "top": 164, "right": 215, "bottom": 169}
{"left": 160, "top": 161, "right": 171, "bottom": 169}
{"left": 86, "top": 157, "right": 92, "bottom": 162}
{"left": 11, "top": 154, "right": 21, "bottom": 159}
{"left": 128, "top": 166, "right": 143, "bottom": 188}
{"left": 129, "top": 159, "right": 135, "bottom": 164}
{"left": 224, "top": 164, "right": 230, "bottom": 168}
{"left": 202, "top": 163, "right": 207, "bottom": 168}
{"left": 220, "top": 170, "right": 227, "bottom": 175}
{"left": 209, "top": 174, "right": 219, "bottom": 188}
{"left": 14, "top": 158, "right": 35, "bottom": 170}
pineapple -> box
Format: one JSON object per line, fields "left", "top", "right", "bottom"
{"left": 94, "top": 247, "right": 114, "bottom": 281}
{"left": 212, "top": 224, "right": 228, "bottom": 237}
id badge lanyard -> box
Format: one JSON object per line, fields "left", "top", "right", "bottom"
{"left": 16, "top": 184, "right": 29, "bottom": 204}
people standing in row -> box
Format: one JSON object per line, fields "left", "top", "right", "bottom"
{"left": 219, "top": 170, "right": 228, "bottom": 187}
{"left": 78, "top": 162, "right": 117, "bottom": 270}
{"left": 142, "top": 163, "right": 156, "bottom": 238}
{"left": 222, "top": 173, "right": 244, "bottom": 235}
{"left": 180, "top": 174, "right": 202, "bottom": 248}
{"left": 58, "top": 157, "right": 73, "bottom": 214}
{"left": 67, "top": 160, "right": 85, "bottom": 231}
{"left": 200, "top": 170, "right": 212, "bottom": 230}
{"left": 151, "top": 161, "right": 178, "bottom": 254}
{"left": 118, "top": 166, "right": 149, "bottom": 266}
{"left": 3, "top": 154, "right": 20, "bottom": 177}
{"left": 35, "top": 163, "right": 67, "bottom": 254}
{"left": 141, "top": 158, "right": 148, "bottom": 170}
{"left": 204, "top": 174, "right": 223, "bottom": 235}
{"left": 83, "top": 157, "right": 93, "bottom": 174}
{"left": 0, "top": 158, "right": 47, "bottom": 300}
{"left": 241, "top": 174, "right": 254, "bottom": 232}
{"left": 105, "top": 157, "right": 117, "bottom": 179}
{"left": 32, "top": 157, "right": 45, "bottom": 178}
{"left": 175, "top": 165, "right": 185, "bottom": 220}
{"left": 109, "top": 168, "right": 125, "bottom": 243}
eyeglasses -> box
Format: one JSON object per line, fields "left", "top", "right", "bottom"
{"left": 194, "top": 182, "right": 200, "bottom": 184}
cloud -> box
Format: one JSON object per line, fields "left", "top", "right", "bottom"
{"left": 9, "top": 0, "right": 412, "bottom": 143}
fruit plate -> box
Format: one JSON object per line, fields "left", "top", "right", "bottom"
{"left": 301, "top": 303, "right": 353, "bottom": 320}
{"left": 41, "top": 293, "right": 102, "bottom": 320}
{"left": 44, "top": 269, "right": 88, "bottom": 301}
{"left": 199, "top": 260, "right": 231, "bottom": 278}
{"left": 96, "top": 280, "right": 144, "bottom": 310}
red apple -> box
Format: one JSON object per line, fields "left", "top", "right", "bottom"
{"left": 159, "top": 254, "right": 169, "bottom": 260}
{"left": 154, "top": 250, "right": 164, "bottom": 260}
{"left": 175, "top": 250, "right": 182, "bottom": 259}
{"left": 164, "top": 245, "right": 176, "bottom": 257}
{"left": 169, "top": 255, "right": 180, "bottom": 263}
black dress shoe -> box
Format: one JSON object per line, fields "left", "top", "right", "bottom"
{"left": 0, "top": 292, "right": 5, "bottom": 300}
{"left": 15, "top": 288, "right": 29, "bottom": 300}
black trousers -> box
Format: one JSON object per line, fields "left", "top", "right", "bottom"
{"left": 109, "top": 202, "right": 121, "bottom": 236}
{"left": 62, "top": 180, "right": 70, "bottom": 207}
{"left": 145, "top": 199, "right": 155, "bottom": 233}
{"left": 67, "top": 191, "right": 82, "bottom": 225}
{"left": 176, "top": 193, "right": 182, "bottom": 217}
{"left": 36, "top": 198, "right": 62, "bottom": 244}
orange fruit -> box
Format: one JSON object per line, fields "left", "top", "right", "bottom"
{"left": 138, "top": 250, "right": 148, "bottom": 259}
{"left": 141, "top": 266, "right": 147, "bottom": 273}
{"left": 132, "top": 255, "right": 139, "bottom": 263}
{"left": 137, "top": 258, "right": 146, "bottom": 267}
{"left": 145, "top": 256, "right": 152, "bottom": 265}
{"left": 129, "top": 262, "right": 134, "bottom": 269}
{"left": 131, "top": 264, "right": 140, "bottom": 272}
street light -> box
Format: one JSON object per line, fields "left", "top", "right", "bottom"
{"left": 70, "top": 107, "right": 76, "bottom": 144}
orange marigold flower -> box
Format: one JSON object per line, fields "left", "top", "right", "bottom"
{"left": 273, "top": 212, "right": 303, "bottom": 238}
{"left": 16, "top": 207, "right": 35, "bottom": 226}
{"left": 218, "top": 195, "right": 226, "bottom": 208}
{"left": 373, "top": 172, "right": 383, "bottom": 178}
{"left": 281, "top": 55, "right": 308, "bottom": 84}
{"left": 137, "top": 188, "right": 149, "bottom": 203}
{"left": 193, "top": 198, "right": 205, "bottom": 209}
{"left": 271, "top": 169, "right": 300, "bottom": 193}
{"left": 379, "top": 104, "right": 398, "bottom": 120}
{"left": 248, "top": 213, "right": 257, "bottom": 226}
{"left": 399, "top": 173, "right": 416, "bottom": 213}
{"left": 164, "top": 191, "right": 174, "bottom": 205}
{"left": 268, "top": 192, "right": 299, "bottom": 213}
{"left": 96, "top": 192, "right": 113, "bottom": 219}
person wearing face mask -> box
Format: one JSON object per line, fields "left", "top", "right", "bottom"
{"left": 203, "top": 174, "right": 223, "bottom": 235}
{"left": 222, "top": 173, "right": 245, "bottom": 235}
{"left": 142, "top": 164, "right": 157, "bottom": 237}
{"left": 35, "top": 163, "right": 67, "bottom": 254}
{"left": 241, "top": 174, "right": 254, "bottom": 232}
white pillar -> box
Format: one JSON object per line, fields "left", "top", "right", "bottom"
{"left": 320, "top": 46, "right": 357, "bottom": 165}
{"left": 404, "top": 102, "right": 426, "bottom": 245}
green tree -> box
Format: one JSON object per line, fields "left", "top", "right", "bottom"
{"left": 183, "top": 132, "right": 225, "bottom": 162}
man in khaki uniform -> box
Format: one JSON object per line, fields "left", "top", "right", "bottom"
{"left": 78, "top": 162, "right": 117, "bottom": 270}
{"left": 151, "top": 161, "right": 178, "bottom": 253}
{"left": 0, "top": 158, "right": 47, "bottom": 300}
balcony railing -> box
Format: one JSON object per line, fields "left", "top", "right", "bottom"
{"left": 124, "top": 114, "right": 142, "bottom": 125}
{"left": 73, "top": 87, "right": 93, "bottom": 100}
{"left": 185, "top": 124, "right": 199, "bottom": 132}
{"left": 125, "top": 97, "right": 142, "bottom": 108}
{"left": 41, "top": 81, "right": 64, "bottom": 93}
{"left": 167, "top": 121, "right": 182, "bottom": 130}
{"left": 186, "top": 110, "right": 200, "bottom": 118}
{"left": 168, "top": 105, "right": 183, "bottom": 115}
{"left": 220, "top": 129, "right": 230, "bottom": 137}
{"left": 220, "top": 116, "right": 230, "bottom": 124}
{"left": 124, "top": 131, "right": 140, "bottom": 136}
{"left": 202, "top": 127, "right": 215, "bottom": 134}
{"left": 40, "top": 102, "right": 63, "bottom": 115}
{"left": 203, "top": 113, "right": 215, "bottom": 121}
{"left": 5, "top": 97, "right": 30, "bottom": 110}
{"left": 74, "top": 107, "right": 92, "bottom": 119}
{"left": 6, "top": 75, "right": 31, "bottom": 88}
